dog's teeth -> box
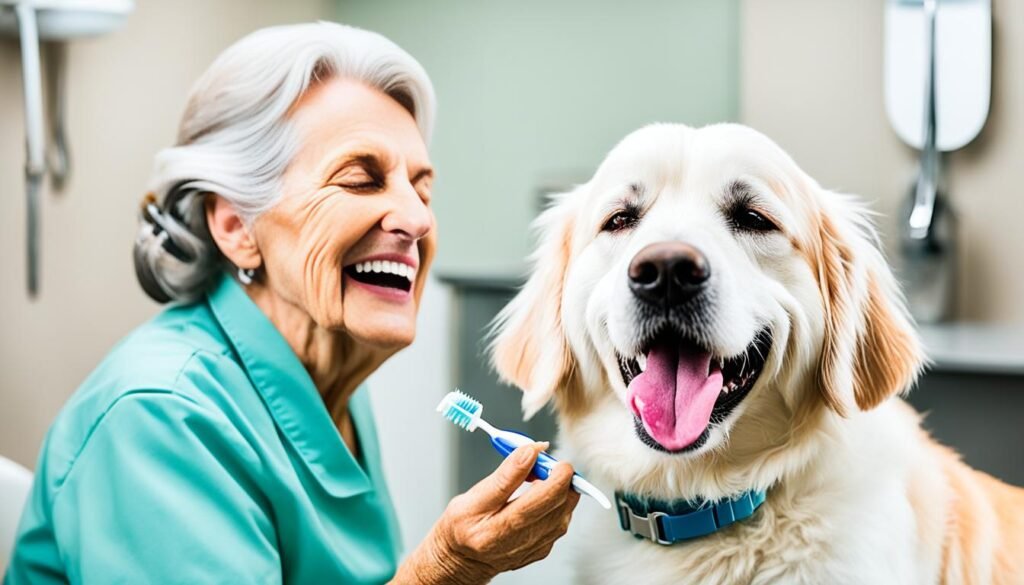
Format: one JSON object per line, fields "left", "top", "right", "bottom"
{"left": 637, "top": 354, "right": 647, "bottom": 372}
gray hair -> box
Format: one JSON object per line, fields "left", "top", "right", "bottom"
{"left": 133, "top": 21, "right": 436, "bottom": 303}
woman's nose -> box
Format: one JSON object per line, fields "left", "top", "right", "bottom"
{"left": 381, "top": 188, "right": 433, "bottom": 241}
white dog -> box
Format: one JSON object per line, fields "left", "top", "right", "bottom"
{"left": 491, "top": 123, "right": 1024, "bottom": 584}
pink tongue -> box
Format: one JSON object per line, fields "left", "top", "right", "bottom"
{"left": 627, "top": 344, "right": 723, "bottom": 451}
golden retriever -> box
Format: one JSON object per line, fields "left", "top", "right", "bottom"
{"left": 491, "top": 123, "right": 1024, "bottom": 584}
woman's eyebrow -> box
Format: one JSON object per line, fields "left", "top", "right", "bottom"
{"left": 410, "top": 166, "right": 434, "bottom": 185}
{"left": 346, "top": 151, "right": 388, "bottom": 171}
{"left": 321, "top": 150, "right": 391, "bottom": 180}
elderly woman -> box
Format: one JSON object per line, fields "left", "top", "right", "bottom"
{"left": 5, "top": 22, "right": 578, "bottom": 584}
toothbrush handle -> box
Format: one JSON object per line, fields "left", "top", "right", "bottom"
{"left": 489, "top": 431, "right": 558, "bottom": 479}
{"left": 490, "top": 430, "right": 612, "bottom": 509}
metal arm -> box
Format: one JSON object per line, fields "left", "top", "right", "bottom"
{"left": 47, "top": 40, "right": 70, "bottom": 191}
{"left": 907, "top": 0, "right": 940, "bottom": 241}
{"left": 15, "top": 1, "right": 45, "bottom": 297}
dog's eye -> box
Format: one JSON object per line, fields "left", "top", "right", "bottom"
{"left": 730, "top": 207, "right": 778, "bottom": 233}
{"left": 601, "top": 210, "right": 639, "bottom": 233}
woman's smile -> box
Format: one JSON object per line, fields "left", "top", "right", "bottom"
{"left": 343, "top": 252, "right": 419, "bottom": 303}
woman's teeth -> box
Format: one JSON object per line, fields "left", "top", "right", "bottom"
{"left": 353, "top": 260, "right": 415, "bottom": 282}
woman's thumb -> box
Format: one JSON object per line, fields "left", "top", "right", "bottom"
{"left": 472, "top": 442, "right": 547, "bottom": 509}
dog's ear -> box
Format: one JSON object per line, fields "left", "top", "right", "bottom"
{"left": 490, "top": 191, "right": 578, "bottom": 419}
{"left": 813, "top": 191, "right": 925, "bottom": 415}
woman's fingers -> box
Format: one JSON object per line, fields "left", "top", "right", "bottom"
{"left": 465, "top": 442, "right": 548, "bottom": 512}
{"left": 507, "top": 494, "right": 581, "bottom": 572}
{"left": 426, "top": 450, "right": 584, "bottom": 580}
{"left": 552, "top": 485, "right": 581, "bottom": 534}
{"left": 503, "top": 461, "right": 575, "bottom": 521}
{"left": 506, "top": 481, "right": 532, "bottom": 503}
{"left": 535, "top": 477, "right": 581, "bottom": 536}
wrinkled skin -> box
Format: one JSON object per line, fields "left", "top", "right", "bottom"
{"left": 396, "top": 443, "right": 581, "bottom": 585}
{"left": 206, "top": 77, "right": 579, "bottom": 584}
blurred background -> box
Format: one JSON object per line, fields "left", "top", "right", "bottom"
{"left": 1, "top": 0, "right": 1021, "bottom": 582}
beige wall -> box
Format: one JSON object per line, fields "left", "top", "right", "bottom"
{"left": 741, "top": 0, "right": 1024, "bottom": 324}
{"left": 0, "top": 0, "right": 332, "bottom": 468}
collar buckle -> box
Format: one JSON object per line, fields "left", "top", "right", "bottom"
{"left": 617, "top": 498, "right": 672, "bottom": 545}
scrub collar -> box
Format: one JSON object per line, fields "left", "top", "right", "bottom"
{"left": 206, "top": 274, "right": 375, "bottom": 498}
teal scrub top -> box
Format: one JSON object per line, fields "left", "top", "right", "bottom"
{"left": 4, "top": 274, "right": 402, "bottom": 584}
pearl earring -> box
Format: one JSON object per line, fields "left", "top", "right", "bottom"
{"left": 238, "top": 267, "right": 256, "bottom": 285}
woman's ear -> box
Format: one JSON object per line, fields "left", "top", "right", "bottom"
{"left": 205, "top": 194, "right": 262, "bottom": 270}
{"left": 490, "top": 190, "right": 578, "bottom": 419}
{"left": 814, "top": 190, "right": 925, "bottom": 415}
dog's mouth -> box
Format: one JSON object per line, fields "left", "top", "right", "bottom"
{"left": 617, "top": 328, "right": 772, "bottom": 454}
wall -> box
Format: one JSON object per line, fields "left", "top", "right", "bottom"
{"left": 336, "top": 0, "right": 741, "bottom": 275}
{"left": 0, "top": 0, "right": 333, "bottom": 466}
{"left": 741, "top": 0, "right": 1024, "bottom": 323}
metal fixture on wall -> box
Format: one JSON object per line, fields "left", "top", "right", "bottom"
{"left": 0, "top": 0, "right": 133, "bottom": 297}
{"left": 884, "top": 0, "right": 991, "bottom": 323}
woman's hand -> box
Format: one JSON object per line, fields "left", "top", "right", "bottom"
{"left": 392, "top": 442, "right": 581, "bottom": 585}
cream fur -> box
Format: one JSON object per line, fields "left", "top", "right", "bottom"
{"left": 492, "top": 123, "right": 1024, "bottom": 584}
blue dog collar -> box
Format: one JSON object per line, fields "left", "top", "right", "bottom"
{"left": 615, "top": 490, "right": 767, "bottom": 545}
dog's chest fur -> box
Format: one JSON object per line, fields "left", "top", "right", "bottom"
{"left": 566, "top": 403, "right": 938, "bottom": 585}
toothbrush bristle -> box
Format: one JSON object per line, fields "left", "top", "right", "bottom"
{"left": 437, "top": 389, "right": 482, "bottom": 430}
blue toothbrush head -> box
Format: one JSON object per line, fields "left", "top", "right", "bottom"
{"left": 437, "top": 389, "right": 483, "bottom": 431}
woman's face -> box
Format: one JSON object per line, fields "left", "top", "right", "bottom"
{"left": 252, "top": 77, "right": 436, "bottom": 350}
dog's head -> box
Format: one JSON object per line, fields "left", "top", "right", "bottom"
{"left": 491, "top": 123, "right": 924, "bottom": 497}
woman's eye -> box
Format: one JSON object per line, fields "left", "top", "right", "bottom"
{"left": 730, "top": 207, "right": 778, "bottom": 233}
{"left": 601, "top": 209, "right": 639, "bottom": 233}
{"left": 342, "top": 180, "right": 380, "bottom": 191}
{"left": 339, "top": 177, "right": 380, "bottom": 191}
{"left": 333, "top": 167, "right": 381, "bottom": 191}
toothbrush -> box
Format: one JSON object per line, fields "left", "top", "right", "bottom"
{"left": 437, "top": 390, "right": 612, "bottom": 509}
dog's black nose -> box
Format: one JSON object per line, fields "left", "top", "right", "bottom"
{"left": 628, "top": 242, "right": 710, "bottom": 306}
